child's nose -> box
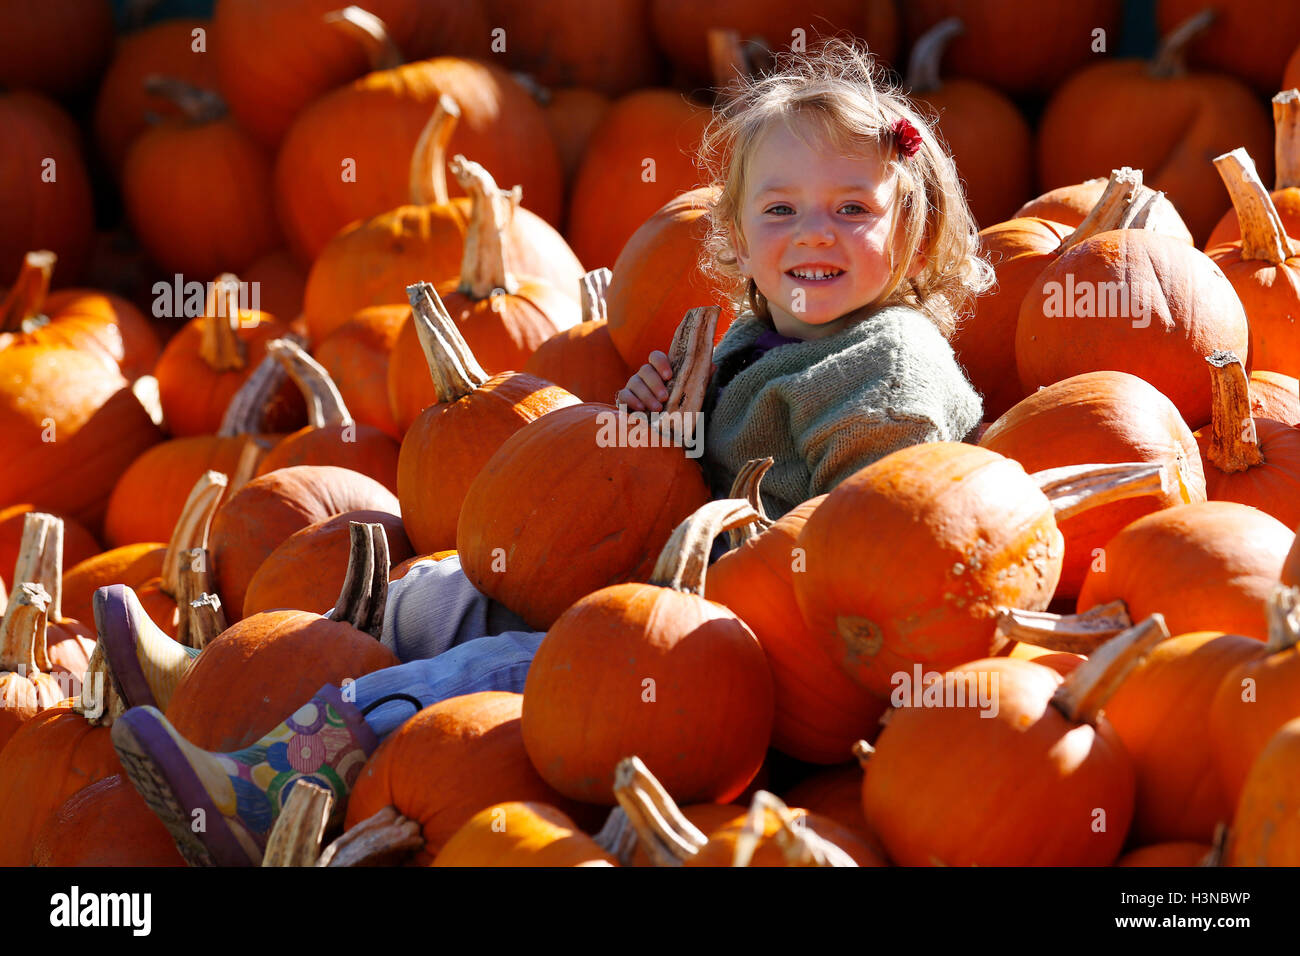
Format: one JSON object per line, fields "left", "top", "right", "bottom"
{"left": 793, "top": 213, "right": 836, "bottom": 245}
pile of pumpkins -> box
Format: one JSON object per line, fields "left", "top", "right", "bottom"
{"left": 1, "top": 0, "right": 1300, "bottom": 866}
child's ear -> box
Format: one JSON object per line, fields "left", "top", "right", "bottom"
{"left": 730, "top": 225, "right": 751, "bottom": 276}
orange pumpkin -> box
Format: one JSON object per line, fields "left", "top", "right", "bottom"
{"left": 33, "top": 773, "right": 185, "bottom": 867}
{"left": 432, "top": 801, "right": 617, "bottom": 867}
{"left": 1205, "top": 91, "right": 1300, "bottom": 249}
{"left": 1014, "top": 177, "right": 1194, "bottom": 242}
{"left": 313, "top": 306, "right": 407, "bottom": 439}
{"left": 521, "top": 499, "right": 776, "bottom": 805}
{"left": 521, "top": 269, "right": 633, "bottom": 404}
{"left": 1115, "top": 842, "right": 1210, "bottom": 866}
{"left": 0, "top": 0, "right": 114, "bottom": 99}
{"left": 1250, "top": 370, "right": 1300, "bottom": 425}
{"left": 1228, "top": 714, "right": 1300, "bottom": 865}
{"left": 0, "top": 505, "right": 98, "bottom": 578}
{"left": 1156, "top": 0, "right": 1300, "bottom": 96}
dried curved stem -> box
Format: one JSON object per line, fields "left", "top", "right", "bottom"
{"left": 1034, "top": 461, "right": 1177, "bottom": 522}
{"left": 1057, "top": 167, "right": 1144, "bottom": 252}
{"left": 0, "top": 250, "right": 55, "bottom": 333}
{"left": 227, "top": 436, "right": 266, "bottom": 496}
{"left": 733, "top": 791, "right": 858, "bottom": 867}
{"left": 590, "top": 809, "right": 639, "bottom": 865}
{"left": 323, "top": 5, "right": 403, "bottom": 71}
{"left": 1203, "top": 351, "right": 1265, "bottom": 473}
{"left": 1274, "top": 90, "right": 1300, "bottom": 191}
{"left": 183, "top": 587, "right": 226, "bottom": 651}
{"left": 161, "top": 472, "right": 228, "bottom": 600}
{"left": 451, "top": 155, "right": 520, "bottom": 298}
{"left": 0, "top": 582, "right": 50, "bottom": 674}
{"left": 649, "top": 499, "right": 759, "bottom": 595}
{"left": 216, "top": 353, "right": 284, "bottom": 437}
{"left": 726, "top": 458, "right": 775, "bottom": 548}
{"left": 262, "top": 781, "right": 334, "bottom": 867}
{"left": 331, "top": 523, "right": 389, "bottom": 639}
{"left": 267, "top": 339, "right": 353, "bottom": 428}
{"left": 1051, "top": 615, "right": 1170, "bottom": 724}
{"left": 1150, "top": 8, "right": 1215, "bottom": 78}
{"left": 1266, "top": 584, "right": 1300, "bottom": 654}
{"left": 409, "top": 94, "right": 460, "bottom": 206}
{"left": 12, "top": 512, "right": 62, "bottom": 625}
{"left": 199, "top": 274, "right": 247, "bottom": 372}
{"left": 405, "top": 282, "right": 490, "bottom": 403}
{"left": 1121, "top": 188, "right": 1166, "bottom": 230}
{"left": 74, "top": 639, "right": 125, "bottom": 726}
{"left": 580, "top": 268, "right": 612, "bottom": 323}
{"left": 1213, "top": 148, "right": 1297, "bottom": 263}
{"left": 142, "top": 74, "right": 227, "bottom": 122}
{"left": 654, "top": 305, "right": 718, "bottom": 447}
{"left": 905, "top": 17, "right": 963, "bottom": 93}
{"left": 318, "top": 805, "right": 423, "bottom": 867}
{"left": 611, "top": 756, "right": 708, "bottom": 866}
{"left": 993, "top": 600, "right": 1132, "bottom": 654}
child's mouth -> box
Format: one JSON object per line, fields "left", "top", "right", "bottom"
{"left": 787, "top": 268, "right": 845, "bottom": 282}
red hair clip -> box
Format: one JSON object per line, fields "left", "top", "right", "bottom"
{"left": 892, "top": 118, "right": 922, "bottom": 158}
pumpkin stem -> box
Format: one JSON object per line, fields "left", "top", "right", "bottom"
{"left": 323, "top": 6, "right": 403, "bottom": 72}
{"left": 851, "top": 740, "right": 874, "bottom": 768}
{"left": 1051, "top": 614, "right": 1170, "bottom": 724}
{"left": 708, "top": 28, "right": 750, "bottom": 91}
{"left": 580, "top": 268, "right": 613, "bottom": 323}
{"left": 590, "top": 808, "right": 640, "bottom": 865}
{"left": 734, "top": 791, "right": 858, "bottom": 867}
{"left": 1265, "top": 584, "right": 1300, "bottom": 653}
{"left": 405, "top": 281, "right": 491, "bottom": 403}
{"left": 132, "top": 375, "right": 166, "bottom": 428}
{"left": 1056, "top": 167, "right": 1144, "bottom": 252}
{"left": 408, "top": 94, "right": 460, "bottom": 206}
{"left": 1213, "top": 148, "right": 1297, "bottom": 263}
{"left": 726, "top": 457, "right": 776, "bottom": 548}
{"left": 1274, "top": 90, "right": 1300, "bottom": 191}
{"left": 227, "top": 436, "right": 267, "bottom": 496}
{"left": 317, "top": 805, "right": 423, "bottom": 866}
{"left": 199, "top": 274, "right": 248, "bottom": 372}
{"left": 161, "top": 472, "right": 228, "bottom": 600}
{"left": 904, "top": 17, "right": 963, "bottom": 93}
{"left": 0, "top": 582, "right": 50, "bottom": 674}
{"left": 1203, "top": 350, "right": 1265, "bottom": 473}
{"left": 216, "top": 352, "right": 284, "bottom": 437}
{"left": 262, "top": 780, "right": 334, "bottom": 867}
{"left": 330, "top": 522, "right": 389, "bottom": 639}
{"left": 12, "top": 512, "right": 63, "bottom": 625}
{"left": 1149, "top": 8, "right": 1215, "bottom": 78}
{"left": 648, "top": 498, "right": 760, "bottom": 595}
{"left": 452, "top": 155, "right": 520, "bottom": 299}
{"left": 0, "top": 250, "right": 55, "bottom": 333}
{"left": 1034, "top": 460, "right": 1179, "bottom": 523}
{"left": 74, "top": 639, "right": 126, "bottom": 726}
{"left": 142, "top": 74, "right": 228, "bottom": 123}
{"left": 182, "top": 586, "right": 227, "bottom": 651}
{"left": 611, "top": 755, "right": 708, "bottom": 866}
{"left": 656, "top": 304, "right": 719, "bottom": 449}
{"left": 993, "top": 600, "right": 1133, "bottom": 655}
{"left": 1121, "top": 188, "right": 1166, "bottom": 230}
{"left": 267, "top": 338, "right": 353, "bottom": 429}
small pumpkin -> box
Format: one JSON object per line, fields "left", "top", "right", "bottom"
{"left": 432, "top": 801, "right": 617, "bottom": 867}
{"left": 313, "top": 305, "right": 408, "bottom": 439}
{"left": 1014, "top": 177, "right": 1193, "bottom": 242}
{"left": 32, "top": 773, "right": 185, "bottom": 867}
{"left": 521, "top": 269, "right": 634, "bottom": 404}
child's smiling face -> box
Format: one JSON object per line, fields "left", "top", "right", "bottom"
{"left": 732, "top": 113, "right": 916, "bottom": 339}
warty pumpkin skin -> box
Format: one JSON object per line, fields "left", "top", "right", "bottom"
{"left": 0, "top": 346, "right": 163, "bottom": 534}
{"left": 1102, "top": 630, "right": 1269, "bottom": 845}
{"left": 604, "top": 187, "right": 736, "bottom": 369}
{"left": 1077, "top": 501, "right": 1294, "bottom": 642}
{"left": 1035, "top": 13, "right": 1272, "bottom": 245}
{"left": 397, "top": 283, "right": 581, "bottom": 554}
{"left": 301, "top": 97, "right": 583, "bottom": 345}
{"left": 1228, "top": 715, "right": 1300, "bottom": 866}
{"left": 979, "top": 370, "right": 1206, "bottom": 602}
{"left": 275, "top": 53, "right": 563, "bottom": 265}
{"left": 565, "top": 90, "right": 711, "bottom": 271}
{"left": 521, "top": 500, "right": 775, "bottom": 805}
{"left": 208, "top": 465, "right": 400, "bottom": 623}
{"left": 0, "top": 92, "right": 95, "bottom": 284}
{"left": 212, "top": 0, "right": 489, "bottom": 149}
{"left": 705, "top": 494, "right": 888, "bottom": 764}
{"left": 33, "top": 773, "right": 185, "bottom": 867}
{"left": 1015, "top": 229, "right": 1251, "bottom": 429}
{"left": 345, "top": 691, "right": 596, "bottom": 865}
{"left": 1207, "top": 587, "right": 1300, "bottom": 810}
{"left": 432, "top": 801, "right": 617, "bottom": 867}
{"left": 242, "top": 509, "right": 412, "bottom": 618}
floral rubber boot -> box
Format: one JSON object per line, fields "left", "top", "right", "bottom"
{"left": 111, "top": 684, "right": 386, "bottom": 867}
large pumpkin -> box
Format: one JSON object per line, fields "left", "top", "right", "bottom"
{"left": 521, "top": 499, "right": 774, "bottom": 805}
{"left": 1205, "top": 91, "right": 1300, "bottom": 248}
{"left": 396, "top": 283, "right": 580, "bottom": 554}
{"left": 1228, "top": 714, "right": 1300, "bottom": 865}
{"left": 1156, "top": 0, "right": 1300, "bottom": 96}
{"left": 979, "top": 370, "right": 1205, "bottom": 601}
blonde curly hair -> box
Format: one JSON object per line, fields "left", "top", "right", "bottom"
{"left": 698, "top": 38, "right": 992, "bottom": 339}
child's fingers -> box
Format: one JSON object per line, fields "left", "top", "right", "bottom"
{"left": 637, "top": 365, "right": 669, "bottom": 404}
{"left": 648, "top": 350, "right": 673, "bottom": 381}
{"left": 614, "top": 387, "right": 643, "bottom": 411}
{"left": 628, "top": 375, "right": 663, "bottom": 411}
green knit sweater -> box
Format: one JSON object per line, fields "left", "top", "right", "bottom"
{"left": 701, "top": 305, "right": 984, "bottom": 518}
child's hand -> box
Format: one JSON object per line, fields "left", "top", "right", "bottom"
{"left": 615, "top": 350, "right": 673, "bottom": 412}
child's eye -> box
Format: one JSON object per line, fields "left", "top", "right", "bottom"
{"left": 839, "top": 202, "right": 870, "bottom": 215}
{"left": 764, "top": 204, "right": 794, "bottom": 215}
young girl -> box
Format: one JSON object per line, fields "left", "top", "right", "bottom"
{"left": 107, "top": 40, "right": 990, "bottom": 866}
